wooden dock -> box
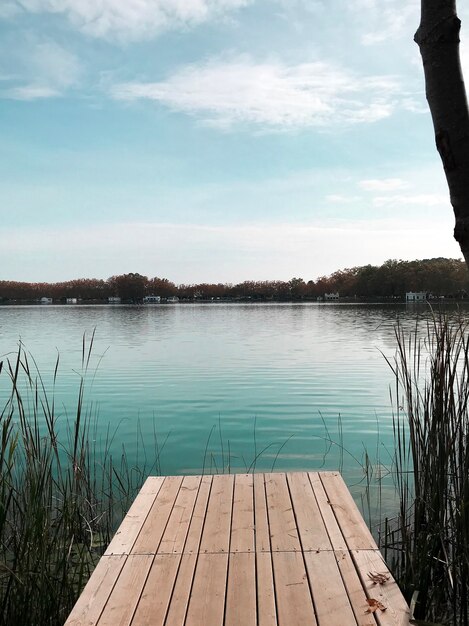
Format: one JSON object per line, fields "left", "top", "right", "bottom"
{"left": 65, "top": 472, "right": 410, "bottom": 626}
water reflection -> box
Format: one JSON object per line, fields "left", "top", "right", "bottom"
{"left": 1, "top": 302, "right": 468, "bottom": 482}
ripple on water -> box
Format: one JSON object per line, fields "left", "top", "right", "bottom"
{"left": 2, "top": 302, "right": 467, "bottom": 476}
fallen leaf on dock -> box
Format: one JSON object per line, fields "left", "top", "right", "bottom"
{"left": 365, "top": 598, "right": 387, "bottom": 613}
{"left": 368, "top": 571, "right": 390, "bottom": 585}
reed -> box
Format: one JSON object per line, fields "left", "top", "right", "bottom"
{"left": 383, "top": 312, "right": 469, "bottom": 625}
{"left": 0, "top": 336, "right": 149, "bottom": 626}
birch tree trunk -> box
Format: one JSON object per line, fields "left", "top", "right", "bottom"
{"left": 415, "top": 0, "right": 469, "bottom": 267}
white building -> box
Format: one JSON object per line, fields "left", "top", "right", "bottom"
{"left": 167, "top": 296, "right": 179, "bottom": 303}
{"left": 143, "top": 295, "right": 161, "bottom": 304}
{"left": 324, "top": 292, "right": 339, "bottom": 301}
{"left": 406, "top": 291, "right": 427, "bottom": 302}
{"left": 66, "top": 298, "right": 77, "bottom": 304}
{"left": 40, "top": 297, "right": 52, "bottom": 304}
{"left": 108, "top": 296, "right": 121, "bottom": 304}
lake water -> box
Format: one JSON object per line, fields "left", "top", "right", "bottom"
{"left": 0, "top": 302, "right": 464, "bottom": 500}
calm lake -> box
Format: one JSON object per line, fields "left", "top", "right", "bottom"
{"left": 0, "top": 302, "right": 464, "bottom": 497}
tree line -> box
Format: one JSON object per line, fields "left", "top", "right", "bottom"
{"left": 1, "top": 258, "right": 468, "bottom": 303}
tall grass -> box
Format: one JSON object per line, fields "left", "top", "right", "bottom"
{"left": 0, "top": 337, "right": 149, "bottom": 626}
{"left": 383, "top": 313, "right": 469, "bottom": 625}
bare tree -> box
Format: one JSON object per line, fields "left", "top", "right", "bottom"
{"left": 415, "top": 1, "right": 469, "bottom": 266}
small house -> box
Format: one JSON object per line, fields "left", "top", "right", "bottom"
{"left": 40, "top": 297, "right": 53, "bottom": 304}
{"left": 143, "top": 295, "right": 161, "bottom": 304}
{"left": 406, "top": 291, "right": 427, "bottom": 302}
{"left": 324, "top": 292, "right": 339, "bottom": 301}
{"left": 66, "top": 298, "right": 77, "bottom": 304}
{"left": 167, "top": 296, "right": 179, "bottom": 303}
{"left": 108, "top": 297, "right": 122, "bottom": 304}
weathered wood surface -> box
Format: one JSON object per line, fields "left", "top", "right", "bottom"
{"left": 65, "top": 472, "right": 410, "bottom": 626}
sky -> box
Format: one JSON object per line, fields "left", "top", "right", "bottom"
{"left": 1, "top": 0, "right": 469, "bottom": 284}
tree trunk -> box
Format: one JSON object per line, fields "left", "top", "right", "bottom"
{"left": 415, "top": 0, "right": 469, "bottom": 267}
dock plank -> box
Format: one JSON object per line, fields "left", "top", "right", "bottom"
{"left": 96, "top": 555, "right": 153, "bottom": 626}
{"left": 164, "top": 553, "right": 198, "bottom": 626}
{"left": 230, "top": 473, "right": 255, "bottom": 553}
{"left": 66, "top": 473, "right": 410, "bottom": 626}
{"left": 254, "top": 473, "right": 270, "bottom": 552}
{"left": 184, "top": 553, "right": 229, "bottom": 626}
{"left": 225, "top": 552, "right": 256, "bottom": 626}
{"left": 265, "top": 473, "right": 300, "bottom": 552}
{"left": 271, "top": 551, "right": 316, "bottom": 626}
{"left": 183, "top": 474, "right": 213, "bottom": 553}
{"left": 308, "top": 472, "right": 347, "bottom": 551}
{"left": 352, "top": 550, "right": 411, "bottom": 626}
{"left": 335, "top": 550, "right": 379, "bottom": 626}
{"left": 165, "top": 477, "right": 214, "bottom": 626}
{"left": 158, "top": 475, "right": 201, "bottom": 554}
{"left": 256, "top": 552, "right": 278, "bottom": 626}
{"left": 65, "top": 555, "right": 126, "bottom": 626}
{"left": 304, "top": 550, "right": 357, "bottom": 626}
{"left": 105, "top": 477, "right": 165, "bottom": 556}
{"left": 130, "top": 554, "right": 180, "bottom": 626}
{"left": 288, "top": 472, "right": 332, "bottom": 551}
{"left": 199, "top": 474, "right": 234, "bottom": 554}
{"left": 319, "top": 472, "right": 377, "bottom": 550}
{"left": 131, "top": 476, "right": 183, "bottom": 554}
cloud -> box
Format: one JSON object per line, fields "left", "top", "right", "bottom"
{"left": 400, "top": 97, "right": 428, "bottom": 114}
{"left": 13, "top": 0, "right": 251, "bottom": 41}
{"left": 7, "top": 85, "right": 60, "bottom": 99}
{"left": 2, "top": 40, "right": 82, "bottom": 100}
{"left": 325, "top": 194, "right": 361, "bottom": 203}
{"left": 0, "top": 2, "right": 20, "bottom": 18}
{"left": 355, "top": 1, "right": 419, "bottom": 45}
{"left": 112, "top": 57, "right": 400, "bottom": 130}
{"left": 358, "top": 0, "right": 468, "bottom": 48}
{"left": 359, "top": 178, "right": 409, "bottom": 192}
{"left": 372, "top": 193, "right": 449, "bottom": 208}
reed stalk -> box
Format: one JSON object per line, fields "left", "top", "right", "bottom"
{"left": 384, "top": 312, "right": 469, "bottom": 625}
{"left": 0, "top": 338, "right": 148, "bottom": 626}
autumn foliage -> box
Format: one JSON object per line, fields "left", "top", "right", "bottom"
{"left": 1, "top": 258, "right": 468, "bottom": 303}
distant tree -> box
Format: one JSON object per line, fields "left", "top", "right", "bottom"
{"left": 415, "top": 1, "right": 469, "bottom": 267}
{"left": 148, "top": 277, "right": 177, "bottom": 297}
{"left": 108, "top": 273, "right": 148, "bottom": 303}
{"left": 288, "top": 277, "right": 307, "bottom": 299}
{"left": 1, "top": 258, "right": 468, "bottom": 303}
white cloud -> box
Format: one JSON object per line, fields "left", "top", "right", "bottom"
{"left": 7, "top": 85, "right": 60, "bottom": 99}
{"left": 2, "top": 41, "right": 82, "bottom": 100}
{"left": 325, "top": 194, "right": 361, "bottom": 203}
{"left": 356, "top": 0, "right": 469, "bottom": 47}
{"left": 400, "top": 97, "right": 428, "bottom": 114}
{"left": 357, "top": 1, "right": 419, "bottom": 45}
{"left": 112, "top": 57, "right": 400, "bottom": 130}
{"left": 14, "top": 0, "right": 251, "bottom": 41}
{"left": 359, "top": 178, "right": 409, "bottom": 192}
{"left": 372, "top": 193, "right": 449, "bottom": 208}
{"left": 0, "top": 2, "right": 20, "bottom": 18}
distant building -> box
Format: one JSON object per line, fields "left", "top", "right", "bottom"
{"left": 108, "top": 297, "right": 121, "bottom": 304}
{"left": 66, "top": 298, "right": 77, "bottom": 304}
{"left": 406, "top": 291, "right": 427, "bottom": 302}
{"left": 167, "top": 296, "right": 179, "bottom": 303}
{"left": 143, "top": 295, "right": 161, "bottom": 304}
{"left": 40, "top": 297, "right": 52, "bottom": 304}
{"left": 324, "top": 292, "right": 339, "bottom": 301}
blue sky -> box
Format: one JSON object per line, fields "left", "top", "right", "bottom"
{"left": 1, "top": 0, "right": 469, "bottom": 283}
